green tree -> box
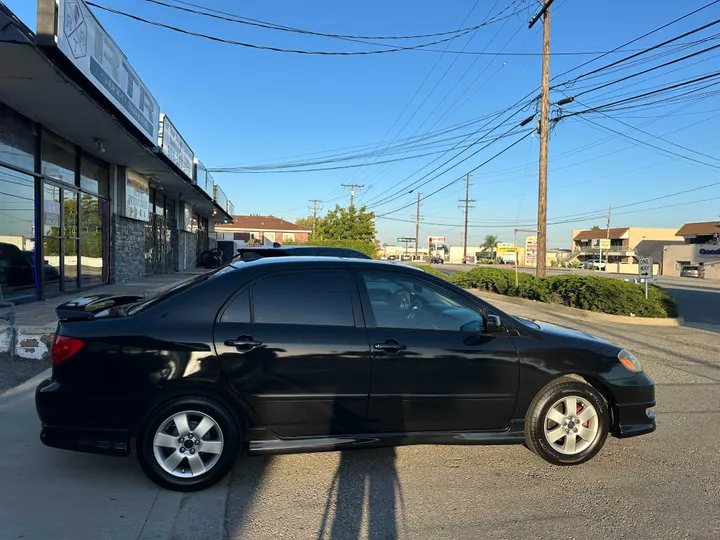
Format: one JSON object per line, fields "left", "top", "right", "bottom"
{"left": 295, "top": 216, "right": 314, "bottom": 231}
{"left": 590, "top": 225, "right": 601, "bottom": 231}
{"left": 315, "top": 204, "right": 376, "bottom": 242}
{"left": 480, "top": 234, "right": 499, "bottom": 259}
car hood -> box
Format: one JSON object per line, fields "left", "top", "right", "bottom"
{"left": 517, "top": 317, "right": 620, "bottom": 352}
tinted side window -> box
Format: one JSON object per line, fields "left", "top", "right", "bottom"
{"left": 221, "top": 289, "right": 250, "bottom": 323}
{"left": 253, "top": 271, "right": 355, "bottom": 326}
{"left": 362, "top": 273, "right": 484, "bottom": 332}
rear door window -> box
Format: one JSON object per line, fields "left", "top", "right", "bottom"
{"left": 253, "top": 271, "right": 355, "bottom": 326}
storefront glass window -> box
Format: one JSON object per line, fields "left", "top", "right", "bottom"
{"left": 42, "top": 131, "right": 76, "bottom": 186}
{"left": 80, "top": 193, "right": 109, "bottom": 286}
{"left": 43, "top": 184, "right": 61, "bottom": 294}
{"left": 0, "top": 166, "right": 36, "bottom": 299}
{"left": 80, "top": 153, "right": 109, "bottom": 196}
{"left": 0, "top": 103, "right": 35, "bottom": 171}
{"left": 63, "top": 189, "right": 79, "bottom": 291}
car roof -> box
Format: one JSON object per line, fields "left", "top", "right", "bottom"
{"left": 230, "top": 256, "right": 420, "bottom": 272}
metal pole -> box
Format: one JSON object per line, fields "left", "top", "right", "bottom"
{"left": 463, "top": 174, "right": 470, "bottom": 263}
{"left": 535, "top": 2, "right": 552, "bottom": 278}
{"left": 645, "top": 279, "right": 648, "bottom": 299}
{"left": 415, "top": 192, "right": 421, "bottom": 259}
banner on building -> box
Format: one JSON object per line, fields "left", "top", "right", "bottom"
{"left": 125, "top": 171, "right": 149, "bottom": 222}
{"left": 158, "top": 114, "right": 194, "bottom": 180}
{"left": 49, "top": 0, "right": 161, "bottom": 144}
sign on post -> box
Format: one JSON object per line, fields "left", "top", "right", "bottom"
{"left": 591, "top": 238, "right": 611, "bottom": 250}
{"left": 638, "top": 257, "right": 653, "bottom": 298}
{"left": 397, "top": 237, "right": 416, "bottom": 243}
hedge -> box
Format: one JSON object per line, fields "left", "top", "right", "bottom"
{"left": 419, "top": 266, "right": 677, "bottom": 318}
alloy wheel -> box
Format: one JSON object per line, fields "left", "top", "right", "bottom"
{"left": 543, "top": 396, "right": 599, "bottom": 455}
{"left": 152, "top": 410, "right": 224, "bottom": 477}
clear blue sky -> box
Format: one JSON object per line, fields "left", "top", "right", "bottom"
{"left": 7, "top": 0, "right": 720, "bottom": 248}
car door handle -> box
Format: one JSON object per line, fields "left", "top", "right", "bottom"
{"left": 373, "top": 340, "right": 407, "bottom": 355}
{"left": 224, "top": 336, "right": 262, "bottom": 351}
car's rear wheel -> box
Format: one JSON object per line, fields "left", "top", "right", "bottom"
{"left": 137, "top": 396, "right": 241, "bottom": 491}
{"left": 525, "top": 378, "right": 609, "bottom": 466}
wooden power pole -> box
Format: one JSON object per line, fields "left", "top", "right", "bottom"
{"left": 308, "top": 199, "right": 322, "bottom": 236}
{"left": 530, "top": 0, "right": 554, "bottom": 277}
{"left": 459, "top": 173, "right": 476, "bottom": 263}
{"left": 341, "top": 183, "right": 364, "bottom": 208}
{"left": 415, "top": 192, "right": 421, "bottom": 258}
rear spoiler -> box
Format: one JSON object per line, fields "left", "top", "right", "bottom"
{"left": 56, "top": 294, "right": 144, "bottom": 321}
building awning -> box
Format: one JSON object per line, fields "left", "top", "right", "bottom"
{"left": 675, "top": 221, "right": 720, "bottom": 236}
{"left": 573, "top": 228, "right": 629, "bottom": 241}
{"left": 0, "top": 18, "right": 230, "bottom": 222}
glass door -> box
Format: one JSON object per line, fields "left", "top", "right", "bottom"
{"left": 42, "top": 182, "right": 81, "bottom": 294}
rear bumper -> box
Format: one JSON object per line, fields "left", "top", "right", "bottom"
{"left": 36, "top": 378, "right": 132, "bottom": 457}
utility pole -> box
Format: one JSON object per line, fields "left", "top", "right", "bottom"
{"left": 458, "top": 173, "right": 476, "bottom": 263}
{"left": 606, "top": 204, "right": 612, "bottom": 239}
{"left": 529, "top": 0, "right": 555, "bottom": 278}
{"left": 341, "top": 183, "right": 364, "bottom": 208}
{"left": 308, "top": 199, "right": 322, "bottom": 236}
{"left": 415, "top": 192, "right": 421, "bottom": 258}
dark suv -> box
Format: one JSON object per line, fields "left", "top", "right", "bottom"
{"left": 232, "top": 245, "right": 372, "bottom": 262}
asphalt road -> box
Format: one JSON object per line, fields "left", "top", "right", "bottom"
{"left": 2, "top": 294, "right": 719, "bottom": 539}
{"left": 430, "top": 264, "right": 720, "bottom": 330}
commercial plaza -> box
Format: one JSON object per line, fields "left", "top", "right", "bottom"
{"left": 0, "top": 1, "right": 233, "bottom": 304}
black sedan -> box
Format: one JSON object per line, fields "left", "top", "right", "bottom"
{"left": 36, "top": 258, "right": 655, "bottom": 491}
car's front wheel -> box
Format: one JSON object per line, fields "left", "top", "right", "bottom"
{"left": 137, "top": 395, "right": 241, "bottom": 491}
{"left": 525, "top": 378, "right": 609, "bottom": 466}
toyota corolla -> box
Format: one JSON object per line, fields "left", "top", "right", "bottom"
{"left": 36, "top": 257, "right": 655, "bottom": 491}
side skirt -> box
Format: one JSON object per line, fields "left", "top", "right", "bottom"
{"left": 247, "top": 420, "right": 526, "bottom": 456}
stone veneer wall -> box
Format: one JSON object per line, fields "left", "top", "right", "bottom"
{"left": 178, "top": 230, "right": 198, "bottom": 271}
{"left": 111, "top": 215, "right": 146, "bottom": 283}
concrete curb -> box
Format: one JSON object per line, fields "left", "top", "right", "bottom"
{"left": 1, "top": 324, "right": 56, "bottom": 359}
{"left": 470, "top": 289, "right": 684, "bottom": 327}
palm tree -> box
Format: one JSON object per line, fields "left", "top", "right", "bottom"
{"left": 481, "top": 234, "right": 499, "bottom": 259}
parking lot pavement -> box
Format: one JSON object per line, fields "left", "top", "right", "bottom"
{"left": 0, "top": 370, "right": 229, "bottom": 540}
{"left": 225, "top": 298, "right": 720, "bottom": 540}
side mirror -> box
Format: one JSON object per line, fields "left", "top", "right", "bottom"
{"left": 486, "top": 313, "right": 503, "bottom": 334}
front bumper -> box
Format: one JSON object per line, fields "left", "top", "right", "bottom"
{"left": 36, "top": 378, "right": 131, "bottom": 456}
{"left": 608, "top": 372, "right": 657, "bottom": 438}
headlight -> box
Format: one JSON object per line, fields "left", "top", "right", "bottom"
{"left": 618, "top": 349, "right": 643, "bottom": 372}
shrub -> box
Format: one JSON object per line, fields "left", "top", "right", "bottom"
{"left": 282, "top": 238, "right": 377, "bottom": 258}
{"left": 449, "top": 267, "right": 534, "bottom": 296}
{"left": 444, "top": 268, "right": 678, "bottom": 318}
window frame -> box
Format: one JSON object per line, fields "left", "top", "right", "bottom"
{"left": 216, "top": 268, "right": 364, "bottom": 328}
{"left": 355, "top": 269, "right": 490, "bottom": 333}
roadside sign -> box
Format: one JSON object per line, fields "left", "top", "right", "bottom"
{"left": 397, "top": 237, "right": 416, "bottom": 243}
{"left": 591, "top": 238, "right": 611, "bottom": 250}
{"left": 638, "top": 257, "right": 653, "bottom": 279}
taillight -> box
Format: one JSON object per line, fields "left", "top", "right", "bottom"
{"left": 52, "top": 335, "right": 85, "bottom": 365}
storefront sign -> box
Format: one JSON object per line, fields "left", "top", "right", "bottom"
{"left": 700, "top": 248, "right": 720, "bottom": 256}
{"left": 158, "top": 114, "right": 194, "bottom": 180}
{"left": 43, "top": 200, "right": 61, "bottom": 228}
{"left": 193, "top": 159, "right": 213, "bottom": 197}
{"left": 125, "top": 171, "right": 149, "bottom": 222}
{"left": 52, "top": 0, "right": 160, "bottom": 144}
{"left": 427, "top": 236, "right": 445, "bottom": 249}
{"left": 214, "top": 184, "right": 228, "bottom": 213}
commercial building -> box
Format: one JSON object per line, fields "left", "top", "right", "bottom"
{"left": 570, "top": 227, "right": 679, "bottom": 265}
{"left": 662, "top": 221, "right": 720, "bottom": 279}
{"left": 0, "top": 1, "right": 232, "bottom": 303}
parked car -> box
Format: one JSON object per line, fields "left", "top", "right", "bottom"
{"left": 232, "top": 245, "right": 371, "bottom": 262}
{"left": 36, "top": 257, "right": 655, "bottom": 491}
{"left": 401, "top": 254, "right": 412, "bottom": 261}
{"left": 387, "top": 255, "right": 397, "bottom": 261}
{"left": 580, "top": 259, "right": 606, "bottom": 270}
{"left": 0, "top": 242, "right": 35, "bottom": 290}
{"left": 21, "top": 250, "right": 61, "bottom": 282}
{"left": 430, "top": 256, "right": 444, "bottom": 264}
{"left": 680, "top": 265, "right": 705, "bottom": 278}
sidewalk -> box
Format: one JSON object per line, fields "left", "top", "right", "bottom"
{"left": 0, "top": 268, "right": 209, "bottom": 360}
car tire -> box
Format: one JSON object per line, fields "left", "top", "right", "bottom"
{"left": 137, "top": 395, "right": 242, "bottom": 491}
{"left": 524, "top": 378, "right": 609, "bottom": 466}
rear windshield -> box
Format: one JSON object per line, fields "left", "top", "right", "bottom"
{"left": 683, "top": 266, "right": 699, "bottom": 270}
{"left": 127, "top": 265, "right": 236, "bottom": 314}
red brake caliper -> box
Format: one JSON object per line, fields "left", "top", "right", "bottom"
{"left": 577, "top": 404, "right": 589, "bottom": 427}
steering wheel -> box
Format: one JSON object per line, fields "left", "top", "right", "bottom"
{"left": 406, "top": 298, "right": 423, "bottom": 323}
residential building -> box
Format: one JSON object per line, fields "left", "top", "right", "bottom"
{"left": 570, "top": 227, "right": 679, "bottom": 265}
{"left": 662, "top": 221, "right": 720, "bottom": 279}
{"left": 215, "top": 216, "right": 311, "bottom": 245}
{"left": 0, "top": 2, "right": 233, "bottom": 304}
